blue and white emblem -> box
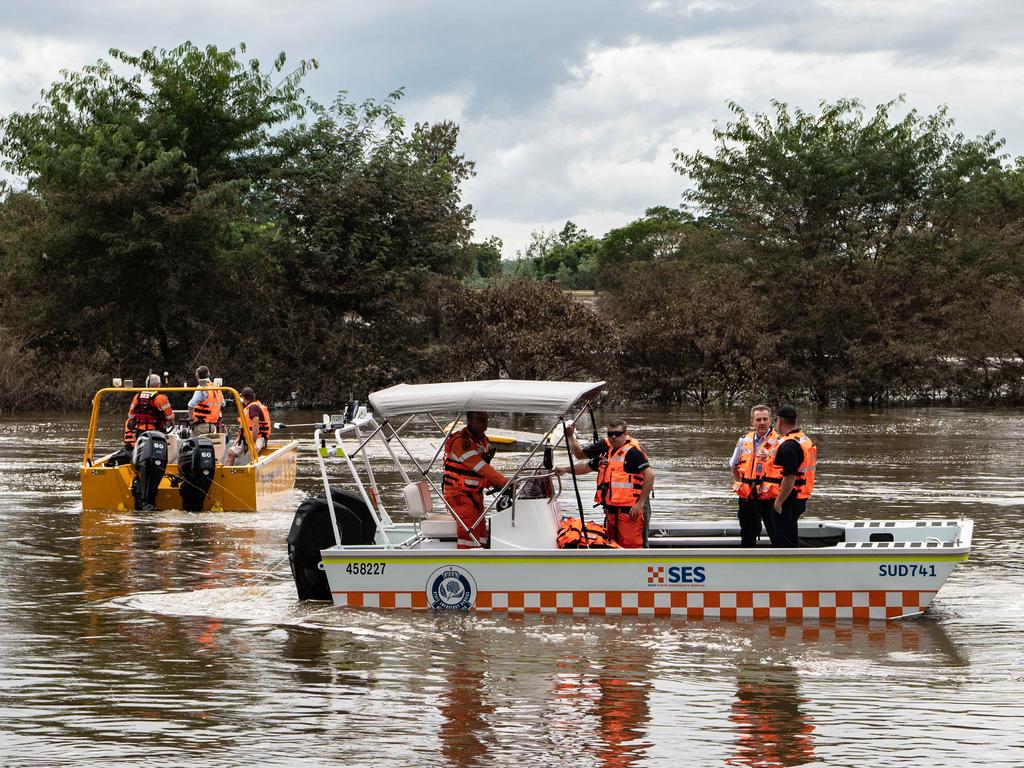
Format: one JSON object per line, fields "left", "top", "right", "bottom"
{"left": 427, "top": 565, "right": 476, "bottom": 611}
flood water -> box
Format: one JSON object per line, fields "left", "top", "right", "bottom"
{"left": 1, "top": 407, "right": 1022, "bottom": 767}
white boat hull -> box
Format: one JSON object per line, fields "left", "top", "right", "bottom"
{"left": 320, "top": 520, "right": 970, "bottom": 621}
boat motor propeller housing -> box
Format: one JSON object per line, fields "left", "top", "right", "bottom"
{"left": 131, "top": 430, "right": 168, "bottom": 510}
{"left": 178, "top": 437, "right": 216, "bottom": 512}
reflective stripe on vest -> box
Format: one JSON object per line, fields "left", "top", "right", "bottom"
{"left": 594, "top": 436, "right": 648, "bottom": 507}
{"left": 732, "top": 430, "right": 780, "bottom": 499}
{"left": 443, "top": 428, "right": 493, "bottom": 494}
{"left": 760, "top": 431, "right": 817, "bottom": 500}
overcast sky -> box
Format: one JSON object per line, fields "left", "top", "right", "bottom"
{"left": 1, "top": 0, "right": 1022, "bottom": 255}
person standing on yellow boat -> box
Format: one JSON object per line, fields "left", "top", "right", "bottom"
{"left": 442, "top": 411, "right": 508, "bottom": 548}
{"left": 122, "top": 373, "right": 174, "bottom": 448}
{"left": 187, "top": 366, "right": 224, "bottom": 436}
{"left": 225, "top": 387, "right": 272, "bottom": 466}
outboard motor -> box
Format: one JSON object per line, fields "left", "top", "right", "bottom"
{"left": 178, "top": 437, "right": 217, "bottom": 512}
{"left": 131, "top": 430, "right": 168, "bottom": 511}
{"left": 287, "top": 487, "right": 377, "bottom": 600}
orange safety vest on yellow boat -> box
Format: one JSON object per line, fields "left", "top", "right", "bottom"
{"left": 192, "top": 388, "right": 224, "bottom": 424}
{"left": 240, "top": 400, "right": 272, "bottom": 440}
{"left": 442, "top": 427, "right": 507, "bottom": 494}
{"left": 760, "top": 431, "right": 817, "bottom": 500}
{"left": 595, "top": 437, "right": 648, "bottom": 507}
{"left": 732, "top": 429, "right": 780, "bottom": 500}
{"left": 123, "top": 390, "right": 174, "bottom": 446}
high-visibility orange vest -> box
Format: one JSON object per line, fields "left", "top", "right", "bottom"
{"left": 732, "top": 429, "right": 779, "bottom": 499}
{"left": 760, "top": 430, "right": 817, "bottom": 500}
{"left": 125, "top": 391, "right": 173, "bottom": 444}
{"left": 556, "top": 517, "right": 621, "bottom": 549}
{"left": 442, "top": 427, "right": 504, "bottom": 495}
{"left": 594, "top": 436, "right": 648, "bottom": 507}
{"left": 240, "top": 400, "right": 272, "bottom": 439}
{"left": 192, "top": 388, "right": 224, "bottom": 424}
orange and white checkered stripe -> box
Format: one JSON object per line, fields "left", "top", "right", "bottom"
{"left": 331, "top": 589, "right": 937, "bottom": 621}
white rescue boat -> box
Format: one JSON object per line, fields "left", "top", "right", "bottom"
{"left": 286, "top": 380, "right": 972, "bottom": 621}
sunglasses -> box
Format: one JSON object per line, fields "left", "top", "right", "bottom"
{"left": 607, "top": 430, "right": 625, "bottom": 438}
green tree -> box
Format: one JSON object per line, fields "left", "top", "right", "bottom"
{"left": 0, "top": 42, "right": 315, "bottom": 370}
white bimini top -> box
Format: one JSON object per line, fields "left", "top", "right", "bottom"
{"left": 368, "top": 380, "right": 605, "bottom": 419}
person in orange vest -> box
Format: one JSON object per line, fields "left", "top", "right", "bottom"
{"left": 759, "top": 405, "right": 817, "bottom": 548}
{"left": 729, "top": 404, "right": 779, "bottom": 546}
{"left": 187, "top": 365, "right": 224, "bottom": 436}
{"left": 555, "top": 419, "right": 654, "bottom": 548}
{"left": 442, "top": 411, "right": 509, "bottom": 549}
{"left": 225, "top": 387, "right": 272, "bottom": 466}
{"left": 122, "top": 373, "right": 175, "bottom": 448}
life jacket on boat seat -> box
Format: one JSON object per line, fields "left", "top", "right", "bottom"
{"left": 556, "top": 517, "right": 621, "bottom": 549}
{"left": 594, "top": 437, "right": 648, "bottom": 507}
{"left": 733, "top": 430, "right": 780, "bottom": 500}
{"left": 759, "top": 431, "right": 817, "bottom": 500}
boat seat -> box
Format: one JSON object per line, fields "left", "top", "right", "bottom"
{"left": 420, "top": 513, "right": 457, "bottom": 539}
{"left": 403, "top": 480, "right": 433, "bottom": 519}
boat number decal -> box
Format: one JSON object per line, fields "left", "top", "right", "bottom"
{"left": 345, "top": 562, "right": 386, "bottom": 575}
{"left": 647, "top": 565, "right": 706, "bottom": 586}
{"left": 427, "top": 565, "right": 477, "bottom": 611}
{"left": 879, "top": 564, "right": 937, "bottom": 578}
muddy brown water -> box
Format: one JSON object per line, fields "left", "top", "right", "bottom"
{"left": 0, "top": 407, "right": 1021, "bottom": 767}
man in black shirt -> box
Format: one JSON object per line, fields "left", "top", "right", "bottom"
{"left": 765, "top": 405, "right": 817, "bottom": 548}
{"left": 555, "top": 420, "right": 654, "bottom": 548}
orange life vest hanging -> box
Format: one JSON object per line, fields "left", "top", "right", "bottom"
{"left": 760, "top": 431, "right": 817, "bottom": 500}
{"left": 442, "top": 428, "right": 500, "bottom": 494}
{"left": 732, "top": 429, "right": 779, "bottom": 499}
{"left": 192, "top": 388, "right": 224, "bottom": 424}
{"left": 594, "top": 437, "right": 648, "bottom": 507}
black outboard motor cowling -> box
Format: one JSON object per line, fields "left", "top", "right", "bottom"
{"left": 178, "top": 437, "right": 216, "bottom": 512}
{"left": 131, "top": 430, "right": 168, "bottom": 511}
{"left": 287, "top": 487, "right": 378, "bottom": 600}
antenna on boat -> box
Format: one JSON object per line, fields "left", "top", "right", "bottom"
{"left": 588, "top": 405, "right": 599, "bottom": 444}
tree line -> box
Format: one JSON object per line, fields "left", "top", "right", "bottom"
{"left": 1, "top": 44, "right": 1022, "bottom": 411}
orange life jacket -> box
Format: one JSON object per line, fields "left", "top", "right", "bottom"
{"left": 125, "top": 390, "right": 172, "bottom": 444}
{"left": 192, "top": 388, "right": 224, "bottom": 424}
{"left": 595, "top": 437, "right": 648, "bottom": 507}
{"left": 240, "top": 400, "right": 272, "bottom": 440}
{"left": 760, "top": 430, "right": 817, "bottom": 500}
{"left": 556, "top": 517, "right": 621, "bottom": 549}
{"left": 442, "top": 427, "right": 503, "bottom": 495}
{"left": 732, "top": 429, "right": 780, "bottom": 500}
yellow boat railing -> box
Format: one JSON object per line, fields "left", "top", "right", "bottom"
{"left": 82, "top": 386, "right": 258, "bottom": 466}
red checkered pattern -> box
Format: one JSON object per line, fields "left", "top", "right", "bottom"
{"left": 647, "top": 566, "right": 666, "bottom": 585}
{"left": 331, "top": 590, "right": 938, "bottom": 621}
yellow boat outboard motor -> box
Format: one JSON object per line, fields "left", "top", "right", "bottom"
{"left": 178, "top": 437, "right": 216, "bottom": 512}
{"left": 131, "top": 430, "right": 168, "bottom": 511}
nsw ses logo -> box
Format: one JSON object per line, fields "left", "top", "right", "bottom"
{"left": 647, "top": 565, "right": 706, "bottom": 586}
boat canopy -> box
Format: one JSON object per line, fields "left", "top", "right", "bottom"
{"left": 368, "top": 380, "right": 606, "bottom": 419}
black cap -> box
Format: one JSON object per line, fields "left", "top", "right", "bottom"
{"left": 776, "top": 405, "right": 798, "bottom": 421}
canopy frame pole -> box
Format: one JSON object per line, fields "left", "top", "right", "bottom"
{"left": 313, "top": 428, "right": 344, "bottom": 547}
{"left": 350, "top": 421, "right": 394, "bottom": 527}
{"left": 561, "top": 415, "right": 589, "bottom": 544}
{"left": 332, "top": 429, "right": 391, "bottom": 546}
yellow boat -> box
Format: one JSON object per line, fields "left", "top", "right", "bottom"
{"left": 81, "top": 386, "right": 299, "bottom": 512}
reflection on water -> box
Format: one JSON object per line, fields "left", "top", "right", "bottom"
{"left": 0, "top": 407, "right": 1023, "bottom": 766}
